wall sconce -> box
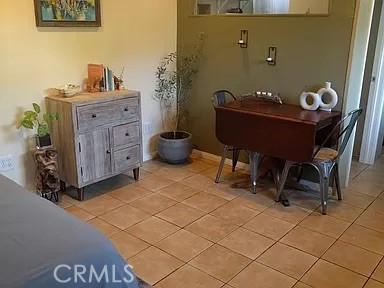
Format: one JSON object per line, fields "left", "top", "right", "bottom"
{"left": 266, "top": 47, "right": 277, "bottom": 65}
{"left": 238, "top": 30, "right": 248, "bottom": 48}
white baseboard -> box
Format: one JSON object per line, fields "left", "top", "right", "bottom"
{"left": 144, "top": 148, "right": 250, "bottom": 170}
{"left": 192, "top": 149, "right": 249, "bottom": 170}
{"left": 143, "top": 151, "right": 157, "bottom": 162}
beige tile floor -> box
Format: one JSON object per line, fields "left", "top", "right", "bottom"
{"left": 60, "top": 155, "right": 384, "bottom": 288}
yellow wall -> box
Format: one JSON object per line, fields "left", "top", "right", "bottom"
{"left": 0, "top": 0, "right": 177, "bottom": 188}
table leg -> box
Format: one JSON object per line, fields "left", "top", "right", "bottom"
{"left": 280, "top": 192, "right": 291, "bottom": 207}
{"left": 271, "top": 166, "right": 290, "bottom": 206}
{"left": 275, "top": 160, "right": 295, "bottom": 207}
{"left": 249, "top": 151, "right": 262, "bottom": 194}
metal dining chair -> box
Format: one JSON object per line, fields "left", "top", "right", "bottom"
{"left": 212, "top": 90, "right": 242, "bottom": 183}
{"left": 275, "top": 109, "right": 363, "bottom": 214}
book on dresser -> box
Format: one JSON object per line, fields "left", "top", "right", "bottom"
{"left": 46, "top": 90, "right": 143, "bottom": 201}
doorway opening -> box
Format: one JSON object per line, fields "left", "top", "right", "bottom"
{"left": 354, "top": 0, "right": 384, "bottom": 166}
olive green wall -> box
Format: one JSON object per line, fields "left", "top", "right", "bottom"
{"left": 178, "top": 0, "right": 356, "bottom": 157}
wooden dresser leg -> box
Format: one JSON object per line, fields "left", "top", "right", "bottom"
{"left": 133, "top": 168, "right": 140, "bottom": 181}
{"left": 77, "top": 188, "right": 85, "bottom": 201}
{"left": 60, "top": 180, "right": 66, "bottom": 193}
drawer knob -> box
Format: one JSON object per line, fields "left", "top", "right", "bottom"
{"left": 106, "top": 150, "right": 111, "bottom": 154}
{"left": 124, "top": 108, "right": 129, "bottom": 112}
{"left": 125, "top": 133, "right": 130, "bottom": 137}
{"left": 92, "top": 114, "right": 97, "bottom": 118}
{"left": 126, "top": 156, "right": 131, "bottom": 160}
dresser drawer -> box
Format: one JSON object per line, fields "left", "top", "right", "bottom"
{"left": 113, "top": 145, "right": 140, "bottom": 172}
{"left": 77, "top": 98, "right": 139, "bottom": 131}
{"left": 113, "top": 122, "right": 140, "bottom": 148}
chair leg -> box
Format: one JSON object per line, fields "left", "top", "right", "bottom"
{"left": 215, "top": 145, "right": 228, "bottom": 183}
{"left": 334, "top": 163, "right": 342, "bottom": 200}
{"left": 318, "top": 163, "right": 332, "bottom": 215}
{"left": 271, "top": 167, "right": 280, "bottom": 192}
{"left": 297, "top": 166, "right": 304, "bottom": 183}
{"left": 330, "top": 170, "right": 336, "bottom": 197}
{"left": 249, "top": 152, "right": 262, "bottom": 194}
{"left": 320, "top": 177, "right": 330, "bottom": 215}
{"left": 275, "top": 161, "right": 294, "bottom": 202}
{"left": 232, "top": 149, "right": 240, "bottom": 172}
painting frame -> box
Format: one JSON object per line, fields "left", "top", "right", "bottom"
{"left": 34, "top": 0, "right": 101, "bottom": 27}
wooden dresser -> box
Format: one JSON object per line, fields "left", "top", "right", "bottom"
{"left": 46, "top": 90, "right": 143, "bottom": 200}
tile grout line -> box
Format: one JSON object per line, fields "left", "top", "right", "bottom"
{"left": 65, "top": 158, "right": 384, "bottom": 287}
{"left": 352, "top": 164, "right": 370, "bottom": 180}
{"left": 112, "top": 168, "right": 254, "bottom": 285}
{"left": 167, "top": 170, "right": 377, "bottom": 285}
{"left": 170, "top": 171, "right": 364, "bottom": 285}
{"left": 246, "top": 204, "right": 325, "bottom": 283}
{"left": 281, "top": 198, "right": 356, "bottom": 286}
{"left": 129, "top": 245, "right": 183, "bottom": 287}
{"left": 296, "top": 177, "right": 384, "bottom": 286}
{"left": 61, "top": 160, "right": 274, "bottom": 286}
{"left": 217, "top": 204, "right": 314, "bottom": 287}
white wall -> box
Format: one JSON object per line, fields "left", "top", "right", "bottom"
{"left": 340, "top": 0, "right": 375, "bottom": 185}
{"left": 0, "top": 0, "right": 177, "bottom": 189}
{"left": 375, "top": 108, "right": 384, "bottom": 158}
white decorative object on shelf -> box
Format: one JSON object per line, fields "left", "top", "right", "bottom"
{"left": 318, "top": 82, "right": 338, "bottom": 112}
{"left": 300, "top": 92, "right": 321, "bottom": 111}
{"left": 56, "top": 84, "right": 82, "bottom": 98}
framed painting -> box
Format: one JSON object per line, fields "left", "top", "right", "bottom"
{"left": 34, "top": 0, "right": 101, "bottom": 27}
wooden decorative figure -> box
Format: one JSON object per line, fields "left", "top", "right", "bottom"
{"left": 35, "top": 148, "right": 60, "bottom": 202}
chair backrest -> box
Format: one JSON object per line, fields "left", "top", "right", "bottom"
{"left": 212, "top": 90, "right": 236, "bottom": 107}
{"left": 314, "top": 109, "right": 363, "bottom": 159}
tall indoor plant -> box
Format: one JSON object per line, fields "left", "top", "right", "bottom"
{"left": 154, "top": 43, "right": 202, "bottom": 164}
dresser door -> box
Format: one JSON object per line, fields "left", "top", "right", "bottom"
{"left": 79, "top": 129, "right": 112, "bottom": 183}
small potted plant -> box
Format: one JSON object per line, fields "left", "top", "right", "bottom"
{"left": 20, "top": 103, "right": 58, "bottom": 148}
{"left": 154, "top": 41, "right": 202, "bottom": 164}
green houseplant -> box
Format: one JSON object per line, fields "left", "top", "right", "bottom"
{"left": 154, "top": 43, "right": 202, "bottom": 164}
{"left": 20, "top": 103, "right": 58, "bottom": 148}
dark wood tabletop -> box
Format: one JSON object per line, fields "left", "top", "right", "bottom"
{"left": 221, "top": 99, "right": 341, "bottom": 125}
{"left": 215, "top": 99, "right": 341, "bottom": 163}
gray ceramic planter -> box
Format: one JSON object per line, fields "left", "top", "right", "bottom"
{"left": 157, "top": 131, "right": 193, "bottom": 164}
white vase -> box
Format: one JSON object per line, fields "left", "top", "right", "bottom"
{"left": 318, "top": 82, "right": 338, "bottom": 112}
{"left": 300, "top": 92, "right": 321, "bottom": 111}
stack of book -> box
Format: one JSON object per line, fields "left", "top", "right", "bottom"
{"left": 87, "top": 64, "right": 117, "bottom": 92}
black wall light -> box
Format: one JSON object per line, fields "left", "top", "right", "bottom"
{"left": 238, "top": 30, "right": 248, "bottom": 48}
{"left": 266, "top": 47, "right": 277, "bottom": 65}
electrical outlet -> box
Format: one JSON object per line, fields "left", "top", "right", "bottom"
{"left": 143, "top": 122, "right": 153, "bottom": 135}
{"left": 0, "top": 155, "right": 14, "bottom": 172}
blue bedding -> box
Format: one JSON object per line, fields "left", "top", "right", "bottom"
{"left": 0, "top": 175, "right": 139, "bottom": 288}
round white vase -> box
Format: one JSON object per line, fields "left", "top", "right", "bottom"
{"left": 318, "top": 82, "right": 338, "bottom": 112}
